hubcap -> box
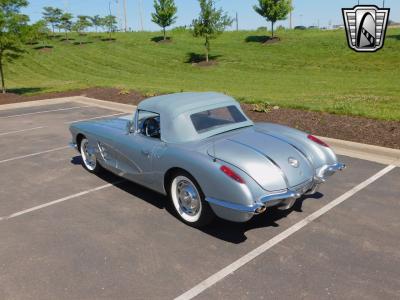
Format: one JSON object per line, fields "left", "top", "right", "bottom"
{"left": 82, "top": 140, "right": 96, "bottom": 170}
{"left": 176, "top": 180, "right": 200, "bottom": 216}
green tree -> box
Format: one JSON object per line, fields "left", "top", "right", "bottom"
{"left": 102, "top": 15, "right": 118, "bottom": 39}
{"left": 72, "top": 15, "right": 92, "bottom": 45}
{"left": 0, "top": 0, "right": 29, "bottom": 93}
{"left": 151, "top": 0, "right": 178, "bottom": 41}
{"left": 192, "top": 0, "right": 233, "bottom": 62}
{"left": 90, "top": 15, "right": 102, "bottom": 33}
{"left": 23, "top": 20, "right": 49, "bottom": 45}
{"left": 253, "top": 0, "right": 292, "bottom": 38}
{"left": 59, "top": 13, "right": 73, "bottom": 40}
{"left": 42, "top": 6, "right": 63, "bottom": 36}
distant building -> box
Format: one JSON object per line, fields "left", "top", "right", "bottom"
{"left": 332, "top": 24, "right": 345, "bottom": 29}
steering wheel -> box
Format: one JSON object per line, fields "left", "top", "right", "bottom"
{"left": 143, "top": 117, "right": 160, "bottom": 138}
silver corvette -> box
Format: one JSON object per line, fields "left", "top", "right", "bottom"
{"left": 69, "top": 92, "right": 345, "bottom": 227}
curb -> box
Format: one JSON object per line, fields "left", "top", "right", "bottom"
{"left": 318, "top": 136, "right": 400, "bottom": 166}
{"left": 0, "top": 96, "right": 398, "bottom": 166}
{"left": 73, "top": 96, "right": 135, "bottom": 113}
{"left": 0, "top": 96, "right": 136, "bottom": 114}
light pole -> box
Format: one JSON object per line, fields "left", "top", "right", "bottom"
{"left": 139, "top": 0, "right": 144, "bottom": 31}
{"left": 123, "top": 0, "right": 128, "bottom": 32}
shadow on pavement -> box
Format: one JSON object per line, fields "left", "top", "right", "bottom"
{"left": 71, "top": 155, "right": 322, "bottom": 244}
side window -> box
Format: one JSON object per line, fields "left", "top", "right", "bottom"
{"left": 137, "top": 110, "right": 161, "bottom": 139}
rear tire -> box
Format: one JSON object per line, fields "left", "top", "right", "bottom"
{"left": 169, "top": 171, "right": 215, "bottom": 228}
{"left": 80, "top": 138, "right": 102, "bottom": 174}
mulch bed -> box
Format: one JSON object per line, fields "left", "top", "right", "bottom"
{"left": 1, "top": 87, "right": 399, "bottom": 149}
{"left": 263, "top": 37, "right": 281, "bottom": 45}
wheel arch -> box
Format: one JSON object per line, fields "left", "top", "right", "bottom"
{"left": 76, "top": 133, "right": 86, "bottom": 152}
{"left": 164, "top": 167, "right": 196, "bottom": 195}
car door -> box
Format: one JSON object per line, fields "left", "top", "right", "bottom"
{"left": 114, "top": 110, "right": 164, "bottom": 187}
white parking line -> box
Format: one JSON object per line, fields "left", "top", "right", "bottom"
{"left": 65, "top": 112, "right": 128, "bottom": 124}
{"left": 0, "top": 113, "right": 127, "bottom": 137}
{"left": 0, "top": 180, "right": 125, "bottom": 221}
{"left": 0, "top": 105, "right": 91, "bottom": 119}
{"left": 0, "top": 146, "right": 70, "bottom": 164}
{"left": 175, "top": 164, "right": 397, "bottom": 300}
{"left": 0, "top": 126, "right": 44, "bottom": 136}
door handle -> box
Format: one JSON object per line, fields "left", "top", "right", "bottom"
{"left": 141, "top": 149, "right": 150, "bottom": 156}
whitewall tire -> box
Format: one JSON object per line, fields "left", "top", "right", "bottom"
{"left": 80, "top": 138, "right": 102, "bottom": 174}
{"left": 169, "top": 172, "right": 215, "bottom": 227}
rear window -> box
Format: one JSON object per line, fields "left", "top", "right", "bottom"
{"left": 190, "top": 106, "right": 247, "bottom": 133}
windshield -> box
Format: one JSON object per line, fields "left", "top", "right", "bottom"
{"left": 190, "top": 105, "right": 248, "bottom": 133}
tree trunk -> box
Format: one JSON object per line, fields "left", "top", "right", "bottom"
{"left": 163, "top": 27, "right": 166, "bottom": 40}
{"left": 271, "top": 22, "right": 275, "bottom": 38}
{"left": 0, "top": 55, "right": 6, "bottom": 94}
{"left": 205, "top": 37, "right": 209, "bottom": 62}
{"left": 52, "top": 24, "right": 55, "bottom": 36}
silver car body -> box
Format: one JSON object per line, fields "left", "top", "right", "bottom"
{"left": 69, "top": 92, "right": 345, "bottom": 222}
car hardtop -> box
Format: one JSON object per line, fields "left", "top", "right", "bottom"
{"left": 136, "top": 92, "right": 253, "bottom": 144}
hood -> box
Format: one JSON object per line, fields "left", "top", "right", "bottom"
{"left": 82, "top": 116, "right": 130, "bottom": 131}
{"left": 207, "top": 128, "right": 314, "bottom": 192}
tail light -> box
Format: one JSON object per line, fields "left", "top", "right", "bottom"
{"left": 307, "top": 134, "right": 329, "bottom": 147}
{"left": 220, "top": 165, "right": 245, "bottom": 184}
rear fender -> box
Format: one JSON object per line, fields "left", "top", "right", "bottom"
{"left": 158, "top": 149, "right": 263, "bottom": 208}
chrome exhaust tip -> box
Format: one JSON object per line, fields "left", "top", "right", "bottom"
{"left": 255, "top": 205, "right": 267, "bottom": 214}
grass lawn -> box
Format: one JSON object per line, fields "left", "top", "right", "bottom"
{"left": 5, "top": 28, "right": 400, "bottom": 120}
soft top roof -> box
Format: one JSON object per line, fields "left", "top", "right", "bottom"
{"left": 138, "top": 92, "right": 235, "bottom": 117}
{"left": 137, "top": 92, "right": 253, "bottom": 143}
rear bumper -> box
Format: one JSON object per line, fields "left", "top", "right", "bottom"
{"left": 206, "top": 162, "right": 346, "bottom": 223}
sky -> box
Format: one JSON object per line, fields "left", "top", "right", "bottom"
{"left": 23, "top": 0, "right": 399, "bottom": 31}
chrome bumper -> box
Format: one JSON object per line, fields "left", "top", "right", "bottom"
{"left": 206, "top": 162, "right": 346, "bottom": 216}
{"left": 206, "top": 190, "right": 301, "bottom": 216}
{"left": 315, "top": 162, "right": 346, "bottom": 183}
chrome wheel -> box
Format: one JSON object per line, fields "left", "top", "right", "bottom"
{"left": 80, "top": 138, "right": 97, "bottom": 171}
{"left": 171, "top": 175, "right": 202, "bottom": 223}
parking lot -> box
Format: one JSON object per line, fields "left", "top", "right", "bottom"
{"left": 0, "top": 99, "right": 399, "bottom": 300}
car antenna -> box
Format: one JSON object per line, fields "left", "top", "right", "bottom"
{"left": 213, "top": 140, "right": 217, "bottom": 162}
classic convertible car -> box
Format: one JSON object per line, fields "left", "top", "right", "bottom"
{"left": 69, "top": 92, "right": 345, "bottom": 227}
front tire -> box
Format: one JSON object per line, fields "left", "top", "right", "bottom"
{"left": 169, "top": 171, "right": 215, "bottom": 228}
{"left": 80, "top": 138, "right": 102, "bottom": 174}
